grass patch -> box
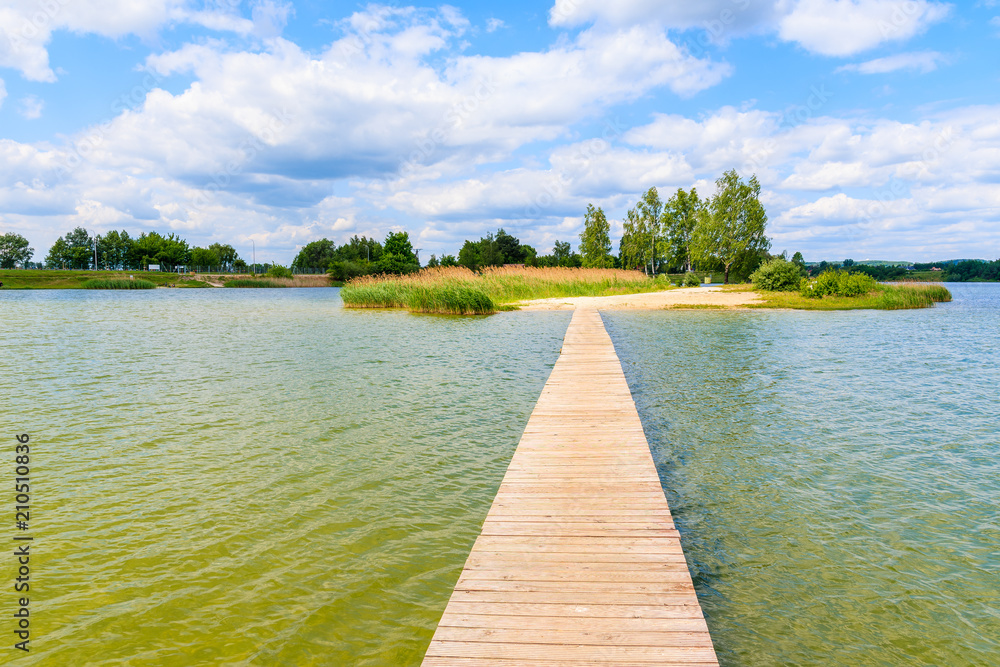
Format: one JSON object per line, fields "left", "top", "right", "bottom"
{"left": 341, "top": 266, "right": 670, "bottom": 314}
{"left": 176, "top": 279, "right": 210, "bottom": 288}
{"left": 725, "top": 282, "right": 952, "bottom": 310}
{"left": 81, "top": 278, "right": 157, "bottom": 289}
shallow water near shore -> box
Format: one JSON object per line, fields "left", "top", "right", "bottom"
{"left": 605, "top": 282, "right": 1000, "bottom": 666}
{"left": 2, "top": 284, "right": 997, "bottom": 665}
{"left": 1, "top": 288, "right": 570, "bottom": 665}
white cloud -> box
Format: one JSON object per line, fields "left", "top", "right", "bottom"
{"left": 18, "top": 95, "right": 43, "bottom": 119}
{"left": 548, "top": 0, "right": 952, "bottom": 57}
{"left": 486, "top": 18, "right": 505, "bottom": 33}
{"left": 0, "top": 0, "right": 267, "bottom": 82}
{"left": 778, "top": 0, "right": 952, "bottom": 56}
{"left": 836, "top": 51, "right": 948, "bottom": 74}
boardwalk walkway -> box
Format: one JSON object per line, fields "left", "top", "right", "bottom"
{"left": 422, "top": 308, "right": 719, "bottom": 666}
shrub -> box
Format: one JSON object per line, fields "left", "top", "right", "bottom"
{"left": 750, "top": 258, "right": 803, "bottom": 291}
{"left": 266, "top": 265, "right": 293, "bottom": 279}
{"left": 683, "top": 272, "right": 701, "bottom": 287}
{"left": 800, "top": 270, "right": 878, "bottom": 298}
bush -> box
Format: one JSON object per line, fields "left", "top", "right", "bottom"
{"left": 750, "top": 258, "right": 803, "bottom": 291}
{"left": 800, "top": 270, "right": 878, "bottom": 298}
{"left": 266, "top": 265, "right": 293, "bottom": 279}
{"left": 683, "top": 272, "right": 701, "bottom": 287}
{"left": 328, "top": 260, "right": 368, "bottom": 282}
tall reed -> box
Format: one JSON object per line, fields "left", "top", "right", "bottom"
{"left": 82, "top": 279, "right": 156, "bottom": 290}
{"left": 341, "top": 266, "right": 657, "bottom": 314}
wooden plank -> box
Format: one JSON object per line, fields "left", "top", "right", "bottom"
{"left": 421, "top": 308, "right": 717, "bottom": 665}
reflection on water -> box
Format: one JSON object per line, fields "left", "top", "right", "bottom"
{"left": 606, "top": 283, "right": 1000, "bottom": 666}
{"left": 1, "top": 288, "right": 570, "bottom": 665}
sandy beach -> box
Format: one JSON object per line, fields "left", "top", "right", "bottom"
{"left": 515, "top": 285, "right": 762, "bottom": 310}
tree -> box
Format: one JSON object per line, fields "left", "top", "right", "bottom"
{"left": 693, "top": 170, "right": 770, "bottom": 284}
{"left": 293, "top": 239, "right": 336, "bottom": 269}
{"left": 191, "top": 247, "right": 221, "bottom": 268}
{"left": 0, "top": 232, "right": 34, "bottom": 268}
{"left": 618, "top": 207, "right": 644, "bottom": 271}
{"left": 552, "top": 241, "right": 572, "bottom": 266}
{"left": 439, "top": 254, "right": 459, "bottom": 267}
{"left": 636, "top": 187, "right": 664, "bottom": 274}
{"left": 579, "top": 204, "right": 613, "bottom": 268}
{"left": 209, "top": 243, "right": 239, "bottom": 270}
{"left": 46, "top": 227, "right": 93, "bottom": 269}
{"left": 458, "top": 240, "right": 480, "bottom": 271}
{"left": 494, "top": 228, "right": 526, "bottom": 264}
{"left": 663, "top": 188, "right": 702, "bottom": 272}
{"left": 384, "top": 231, "right": 416, "bottom": 260}
{"left": 98, "top": 230, "right": 133, "bottom": 270}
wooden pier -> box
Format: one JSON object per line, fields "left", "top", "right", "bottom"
{"left": 422, "top": 308, "right": 719, "bottom": 666}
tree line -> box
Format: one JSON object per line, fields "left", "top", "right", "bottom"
{"left": 0, "top": 227, "right": 248, "bottom": 272}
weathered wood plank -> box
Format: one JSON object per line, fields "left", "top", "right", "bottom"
{"left": 421, "top": 308, "right": 717, "bottom": 665}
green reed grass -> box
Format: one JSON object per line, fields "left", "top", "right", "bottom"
{"left": 81, "top": 279, "right": 157, "bottom": 290}
{"left": 341, "top": 266, "right": 663, "bottom": 314}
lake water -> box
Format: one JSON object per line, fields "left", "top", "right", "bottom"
{"left": 1, "top": 284, "right": 996, "bottom": 665}
{"left": 606, "top": 282, "right": 1000, "bottom": 666}
{"left": 0, "top": 289, "right": 570, "bottom": 665}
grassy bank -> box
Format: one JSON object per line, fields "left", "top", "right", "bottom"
{"left": 0, "top": 269, "right": 192, "bottom": 289}
{"left": 0, "top": 270, "right": 331, "bottom": 289}
{"left": 726, "top": 282, "right": 952, "bottom": 310}
{"left": 341, "top": 266, "right": 667, "bottom": 314}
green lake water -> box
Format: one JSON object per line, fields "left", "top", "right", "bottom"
{"left": 606, "top": 282, "right": 1000, "bottom": 666}
{"left": 1, "top": 284, "right": 997, "bottom": 665}
{"left": 1, "top": 289, "right": 570, "bottom": 665}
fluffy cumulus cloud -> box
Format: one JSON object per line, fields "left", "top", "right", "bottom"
{"left": 549, "top": 0, "right": 952, "bottom": 57}
{"left": 778, "top": 0, "right": 952, "bottom": 56}
{"left": 1, "top": 2, "right": 995, "bottom": 263}
{"left": 615, "top": 104, "right": 1000, "bottom": 259}
{"left": 0, "top": 4, "right": 733, "bottom": 257}
{"left": 0, "top": 0, "right": 272, "bottom": 82}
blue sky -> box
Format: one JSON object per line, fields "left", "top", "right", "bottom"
{"left": 1, "top": 0, "right": 998, "bottom": 265}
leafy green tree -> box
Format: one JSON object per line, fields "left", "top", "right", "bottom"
{"left": 553, "top": 240, "right": 572, "bottom": 266}
{"left": 293, "top": 239, "right": 336, "bottom": 269}
{"left": 618, "top": 207, "right": 644, "bottom": 271}
{"left": 694, "top": 170, "right": 770, "bottom": 284}
{"left": 209, "top": 243, "right": 239, "bottom": 270}
{"left": 663, "top": 188, "right": 703, "bottom": 272}
{"left": 477, "top": 232, "right": 504, "bottom": 267}
{"left": 426, "top": 254, "right": 440, "bottom": 268}
{"left": 46, "top": 227, "right": 93, "bottom": 269}
{"left": 579, "top": 204, "right": 613, "bottom": 268}
{"left": 494, "top": 228, "right": 526, "bottom": 264}
{"left": 458, "top": 240, "right": 480, "bottom": 271}
{"left": 98, "top": 230, "right": 132, "bottom": 270}
{"left": 0, "top": 232, "right": 34, "bottom": 268}
{"left": 637, "top": 187, "right": 664, "bottom": 274}
{"left": 384, "top": 231, "right": 416, "bottom": 261}
{"left": 439, "top": 254, "right": 459, "bottom": 267}
{"left": 191, "top": 247, "right": 221, "bottom": 268}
